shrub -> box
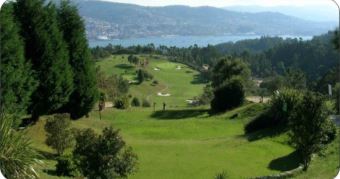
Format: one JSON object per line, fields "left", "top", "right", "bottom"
{"left": 152, "top": 80, "right": 159, "bottom": 85}
{"left": 131, "top": 97, "right": 141, "bottom": 107}
{"left": 270, "top": 88, "right": 303, "bottom": 124}
{"left": 245, "top": 88, "right": 303, "bottom": 133}
{"left": 211, "top": 78, "right": 245, "bottom": 113}
{"left": 198, "top": 85, "right": 214, "bottom": 105}
{"left": 45, "top": 114, "right": 74, "bottom": 155}
{"left": 289, "top": 91, "right": 330, "bottom": 170}
{"left": 73, "top": 127, "right": 138, "bottom": 178}
{"left": 137, "top": 69, "right": 153, "bottom": 84}
{"left": 215, "top": 171, "right": 229, "bottom": 179}
{"left": 322, "top": 118, "right": 337, "bottom": 144}
{"left": 115, "top": 96, "right": 130, "bottom": 109}
{"left": 55, "top": 155, "right": 80, "bottom": 177}
{"left": 142, "top": 99, "right": 151, "bottom": 107}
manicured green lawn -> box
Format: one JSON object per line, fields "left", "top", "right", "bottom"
{"left": 27, "top": 103, "right": 304, "bottom": 179}
{"left": 96, "top": 55, "right": 205, "bottom": 107}
{"left": 25, "top": 55, "right": 339, "bottom": 178}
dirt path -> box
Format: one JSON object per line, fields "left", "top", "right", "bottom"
{"left": 246, "top": 96, "right": 270, "bottom": 103}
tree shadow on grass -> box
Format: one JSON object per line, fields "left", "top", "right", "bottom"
{"left": 268, "top": 151, "right": 301, "bottom": 171}
{"left": 115, "top": 64, "right": 134, "bottom": 70}
{"left": 150, "top": 109, "right": 209, "bottom": 120}
{"left": 37, "top": 150, "right": 59, "bottom": 176}
{"left": 191, "top": 74, "right": 208, "bottom": 84}
{"left": 245, "top": 126, "right": 287, "bottom": 142}
{"left": 43, "top": 169, "right": 58, "bottom": 177}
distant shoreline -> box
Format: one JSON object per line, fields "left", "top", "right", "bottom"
{"left": 89, "top": 34, "right": 313, "bottom": 48}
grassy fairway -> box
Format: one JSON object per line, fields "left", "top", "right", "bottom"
{"left": 25, "top": 55, "right": 339, "bottom": 178}
{"left": 27, "top": 104, "right": 301, "bottom": 179}
{"left": 96, "top": 55, "right": 205, "bottom": 107}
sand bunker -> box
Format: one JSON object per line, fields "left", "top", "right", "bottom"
{"left": 176, "top": 66, "right": 182, "bottom": 70}
{"left": 128, "top": 80, "right": 138, "bottom": 84}
{"left": 154, "top": 67, "right": 160, "bottom": 71}
{"left": 157, "top": 92, "right": 171, "bottom": 97}
{"left": 186, "top": 99, "right": 198, "bottom": 104}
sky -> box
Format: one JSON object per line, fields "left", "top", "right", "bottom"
{"left": 101, "top": 0, "right": 334, "bottom": 7}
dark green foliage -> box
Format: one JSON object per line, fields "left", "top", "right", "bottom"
{"left": 137, "top": 69, "right": 153, "bottom": 84}
{"left": 245, "top": 88, "right": 302, "bottom": 133}
{"left": 137, "top": 69, "right": 145, "bottom": 83}
{"left": 289, "top": 91, "right": 330, "bottom": 170}
{"left": 322, "top": 118, "right": 337, "bottom": 144}
{"left": 128, "top": 55, "right": 140, "bottom": 65}
{"left": 270, "top": 88, "right": 303, "bottom": 124}
{"left": 131, "top": 97, "right": 141, "bottom": 107}
{"left": 211, "top": 78, "right": 245, "bottom": 113}
{"left": 211, "top": 57, "right": 250, "bottom": 88}
{"left": 99, "top": 73, "right": 129, "bottom": 102}
{"left": 115, "top": 96, "right": 130, "bottom": 109}
{"left": 142, "top": 99, "right": 151, "bottom": 107}
{"left": 45, "top": 114, "right": 74, "bottom": 156}
{"left": 334, "top": 83, "right": 340, "bottom": 114}
{"left": 0, "top": 3, "right": 37, "bottom": 120}
{"left": 215, "top": 171, "right": 229, "bottom": 179}
{"left": 260, "top": 75, "right": 285, "bottom": 93}
{"left": 55, "top": 155, "right": 80, "bottom": 177}
{"left": 91, "top": 46, "right": 111, "bottom": 60}
{"left": 14, "top": 0, "right": 74, "bottom": 119}
{"left": 57, "top": 0, "right": 98, "bottom": 119}
{"left": 210, "top": 58, "right": 250, "bottom": 113}
{"left": 315, "top": 66, "right": 338, "bottom": 94}
{"left": 198, "top": 85, "right": 214, "bottom": 105}
{"left": 73, "top": 127, "right": 138, "bottom": 178}
{"left": 284, "top": 68, "right": 307, "bottom": 90}
{"left": 332, "top": 30, "right": 340, "bottom": 50}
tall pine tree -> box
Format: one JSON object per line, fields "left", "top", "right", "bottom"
{"left": 14, "top": 0, "right": 74, "bottom": 120}
{"left": 0, "top": 3, "right": 37, "bottom": 120}
{"left": 58, "top": 0, "right": 98, "bottom": 119}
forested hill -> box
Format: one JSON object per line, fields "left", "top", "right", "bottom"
{"left": 65, "top": 0, "right": 333, "bottom": 39}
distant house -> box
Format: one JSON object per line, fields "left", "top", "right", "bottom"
{"left": 253, "top": 78, "right": 263, "bottom": 87}
{"left": 202, "top": 64, "right": 209, "bottom": 71}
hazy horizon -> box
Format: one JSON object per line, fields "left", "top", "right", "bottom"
{"left": 99, "top": 0, "right": 335, "bottom": 7}
{"left": 97, "top": 0, "right": 338, "bottom": 22}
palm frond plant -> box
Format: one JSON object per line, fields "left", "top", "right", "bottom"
{"left": 0, "top": 113, "right": 40, "bottom": 179}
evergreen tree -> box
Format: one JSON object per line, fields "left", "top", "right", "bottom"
{"left": 211, "top": 57, "right": 250, "bottom": 88}
{"left": 0, "top": 3, "right": 37, "bottom": 120}
{"left": 58, "top": 0, "right": 98, "bottom": 119}
{"left": 14, "top": 0, "right": 74, "bottom": 120}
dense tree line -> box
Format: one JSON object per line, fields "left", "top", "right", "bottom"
{"left": 1, "top": 0, "right": 97, "bottom": 122}
{"left": 91, "top": 33, "right": 337, "bottom": 90}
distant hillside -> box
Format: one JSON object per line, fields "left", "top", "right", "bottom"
{"left": 68, "top": 1, "right": 334, "bottom": 40}
{"left": 224, "top": 5, "right": 337, "bottom": 23}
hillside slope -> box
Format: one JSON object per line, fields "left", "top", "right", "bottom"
{"left": 96, "top": 55, "right": 205, "bottom": 107}
{"left": 65, "top": 1, "right": 334, "bottom": 39}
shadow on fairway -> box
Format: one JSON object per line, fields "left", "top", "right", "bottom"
{"left": 115, "top": 64, "right": 134, "bottom": 70}
{"left": 268, "top": 151, "right": 301, "bottom": 171}
{"left": 150, "top": 109, "right": 209, "bottom": 120}
{"left": 191, "top": 74, "right": 208, "bottom": 84}
{"left": 245, "top": 126, "right": 286, "bottom": 142}
{"left": 43, "top": 169, "right": 58, "bottom": 177}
